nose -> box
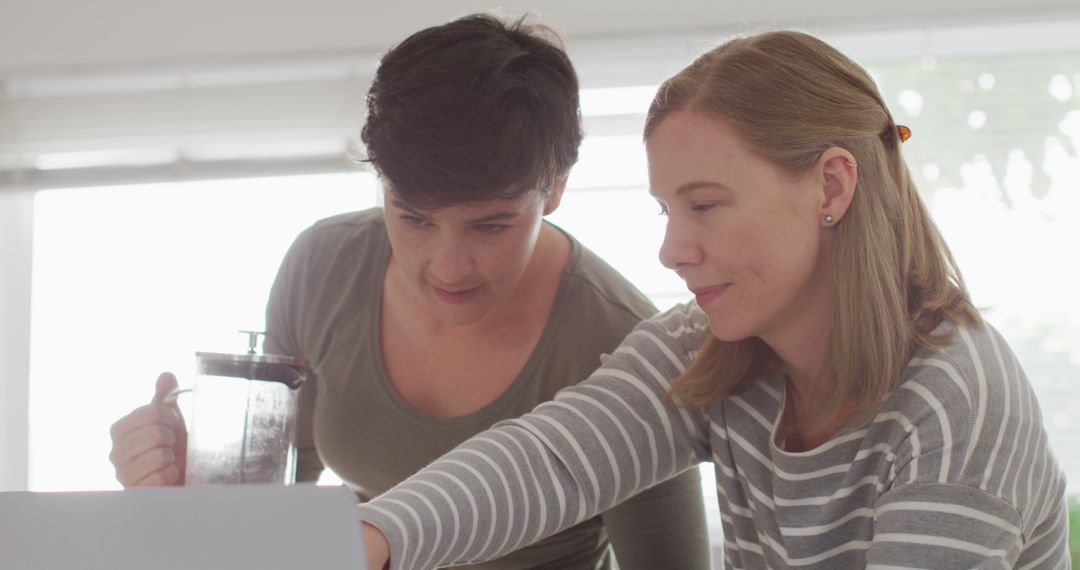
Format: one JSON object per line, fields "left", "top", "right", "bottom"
{"left": 657, "top": 216, "right": 702, "bottom": 271}
{"left": 428, "top": 233, "right": 476, "bottom": 286}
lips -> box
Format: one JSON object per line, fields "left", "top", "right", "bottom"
{"left": 690, "top": 284, "right": 731, "bottom": 306}
{"left": 431, "top": 284, "right": 482, "bottom": 304}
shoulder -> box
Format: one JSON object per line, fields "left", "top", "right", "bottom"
{"left": 558, "top": 228, "right": 657, "bottom": 324}
{"left": 894, "top": 320, "right": 1026, "bottom": 436}
{"left": 280, "top": 208, "right": 387, "bottom": 272}
{"left": 598, "top": 302, "right": 712, "bottom": 373}
{"left": 291, "top": 208, "right": 386, "bottom": 253}
{"left": 882, "top": 320, "right": 1066, "bottom": 529}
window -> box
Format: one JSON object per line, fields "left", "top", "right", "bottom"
{"left": 28, "top": 173, "right": 376, "bottom": 490}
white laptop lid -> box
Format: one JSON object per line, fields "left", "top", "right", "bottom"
{"left": 0, "top": 484, "right": 367, "bottom": 570}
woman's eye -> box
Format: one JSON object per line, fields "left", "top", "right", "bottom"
{"left": 475, "top": 224, "right": 508, "bottom": 235}
{"left": 691, "top": 202, "right": 717, "bottom": 213}
{"left": 401, "top": 215, "right": 428, "bottom": 228}
{"left": 657, "top": 204, "right": 669, "bottom": 216}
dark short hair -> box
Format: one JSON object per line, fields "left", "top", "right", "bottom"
{"left": 360, "top": 14, "right": 582, "bottom": 209}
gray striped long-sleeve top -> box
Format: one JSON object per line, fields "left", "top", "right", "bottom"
{"left": 357, "top": 302, "right": 1070, "bottom": 569}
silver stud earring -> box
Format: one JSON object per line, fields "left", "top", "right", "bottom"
{"left": 824, "top": 214, "right": 834, "bottom": 225}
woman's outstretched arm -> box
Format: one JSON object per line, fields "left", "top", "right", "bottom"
{"left": 356, "top": 303, "right": 715, "bottom": 570}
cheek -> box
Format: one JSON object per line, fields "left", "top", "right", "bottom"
{"left": 735, "top": 220, "right": 819, "bottom": 284}
{"left": 385, "top": 227, "right": 428, "bottom": 272}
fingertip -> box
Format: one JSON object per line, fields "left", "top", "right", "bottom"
{"left": 152, "top": 372, "right": 179, "bottom": 404}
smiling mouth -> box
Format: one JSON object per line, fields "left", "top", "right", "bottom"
{"left": 690, "top": 284, "right": 731, "bottom": 306}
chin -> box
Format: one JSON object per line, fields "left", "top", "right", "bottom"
{"left": 705, "top": 316, "right": 754, "bottom": 343}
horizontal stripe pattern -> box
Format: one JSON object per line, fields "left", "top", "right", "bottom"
{"left": 358, "top": 303, "right": 1070, "bottom": 569}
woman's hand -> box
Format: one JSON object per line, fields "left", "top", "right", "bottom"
{"left": 108, "top": 372, "right": 188, "bottom": 487}
{"left": 362, "top": 522, "right": 391, "bottom": 570}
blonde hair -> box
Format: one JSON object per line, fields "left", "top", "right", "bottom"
{"left": 646, "top": 31, "right": 980, "bottom": 432}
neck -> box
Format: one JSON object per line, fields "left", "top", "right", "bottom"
{"left": 761, "top": 269, "right": 833, "bottom": 408}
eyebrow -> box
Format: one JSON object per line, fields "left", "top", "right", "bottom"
{"left": 390, "top": 199, "right": 521, "bottom": 224}
{"left": 649, "top": 181, "right": 733, "bottom": 199}
{"left": 674, "top": 181, "right": 733, "bottom": 195}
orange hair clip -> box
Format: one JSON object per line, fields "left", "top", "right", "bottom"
{"left": 897, "top": 124, "right": 912, "bottom": 143}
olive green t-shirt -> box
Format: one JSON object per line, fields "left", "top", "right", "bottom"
{"left": 265, "top": 208, "right": 711, "bottom": 569}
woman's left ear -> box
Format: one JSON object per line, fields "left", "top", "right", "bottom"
{"left": 817, "top": 148, "right": 858, "bottom": 227}
{"left": 543, "top": 178, "right": 568, "bottom": 216}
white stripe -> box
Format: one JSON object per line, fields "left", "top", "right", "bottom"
{"left": 443, "top": 459, "right": 500, "bottom": 558}
{"left": 876, "top": 501, "right": 1020, "bottom": 535}
{"left": 562, "top": 390, "right": 641, "bottom": 493}
{"left": 980, "top": 329, "right": 1012, "bottom": 489}
{"left": 773, "top": 475, "right": 884, "bottom": 507}
{"left": 587, "top": 382, "right": 663, "bottom": 483}
{"left": 592, "top": 366, "right": 676, "bottom": 480}
{"left": 398, "top": 490, "right": 442, "bottom": 570}
{"left": 775, "top": 444, "right": 895, "bottom": 482}
{"left": 869, "top": 412, "right": 918, "bottom": 481}
{"left": 501, "top": 430, "right": 549, "bottom": 546}
{"left": 426, "top": 471, "right": 481, "bottom": 560}
{"left": 1017, "top": 520, "right": 1068, "bottom": 570}
{"left": 733, "top": 536, "right": 765, "bottom": 555}
{"left": 957, "top": 327, "right": 990, "bottom": 475}
{"left": 712, "top": 476, "right": 755, "bottom": 518}
{"left": 759, "top": 381, "right": 782, "bottom": 402}
{"left": 730, "top": 395, "right": 774, "bottom": 431}
{"left": 459, "top": 448, "right": 519, "bottom": 556}
{"left": 901, "top": 382, "right": 952, "bottom": 483}
{"left": 784, "top": 539, "right": 872, "bottom": 566}
{"left": 792, "top": 426, "right": 870, "bottom": 455}
{"left": 412, "top": 480, "right": 461, "bottom": 567}
{"left": 908, "top": 356, "right": 972, "bottom": 408}
{"left": 995, "top": 352, "right": 1026, "bottom": 499}
{"left": 475, "top": 434, "right": 532, "bottom": 554}
{"left": 623, "top": 344, "right": 702, "bottom": 449}
{"left": 873, "top": 532, "right": 1011, "bottom": 558}
{"left": 365, "top": 503, "right": 412, "bottom": 569}
{"left": 506, "top": 424, "right": 566, "bottom": 532}
{"left": 577, "top": 385, "right": 649, "bottom": 490}
{"left": 1022, "top": 375, "right": 1039, "bottom": 512}
{"left": 542, "top": 401, "right": 622, "bottom": 507}
{"left": 779, "top": 507, "right": 874, "bottom": 537}
{"left": 638, "top": 329, "right": 691, "bottom": 374}
{"left": 711, "top": 450, "right": 737, "bottom": 480}
{"left": 1010, "top": 360, "right": 1036, "bottom": 506}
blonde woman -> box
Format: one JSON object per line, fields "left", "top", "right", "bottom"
{"left": 357, "top": 31, "right": 1070, "bottom": 569}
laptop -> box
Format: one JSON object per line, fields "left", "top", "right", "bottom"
{"left": 0, "top": 484, "right": 367, "bottom": 570}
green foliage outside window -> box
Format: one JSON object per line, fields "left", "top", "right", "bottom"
{"left": 1069, "top": 495, "right": 1079, "bottom": 569}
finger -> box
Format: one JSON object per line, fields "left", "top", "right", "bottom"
{"left": 152, "top": 372, "right": 179, "bottom": 405}
{"left": 117, "top": 447, "right": 178, "bottom": 488}
{"left": 109, "top": 422, "right": 178, "bottom": 467}
{"left": 109, "top": 404, "right": 181, "bottom": 443}
{"left": 130, "top": 463, "right": 181, "bottom": 488}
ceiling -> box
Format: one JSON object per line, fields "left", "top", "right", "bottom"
{"left": 5, "top": 0, "right": 1080, "bottom": 73}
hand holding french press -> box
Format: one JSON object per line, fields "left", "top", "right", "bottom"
{"left": 108, "top": 372, "right": 189, "bottom": 487}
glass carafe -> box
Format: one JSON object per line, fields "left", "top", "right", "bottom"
{"left": 185, "top": 331, "right": 308, "bottom": 485}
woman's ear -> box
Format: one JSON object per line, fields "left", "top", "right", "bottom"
{"left": 543, "top": 178, "right": 568, "bottom": 216}
{"left": 817, "top": 148, "right": 858, "bottom": 227}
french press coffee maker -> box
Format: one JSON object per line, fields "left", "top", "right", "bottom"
{"left": 184, "top": 331, "right": 308, "bottom": 485}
